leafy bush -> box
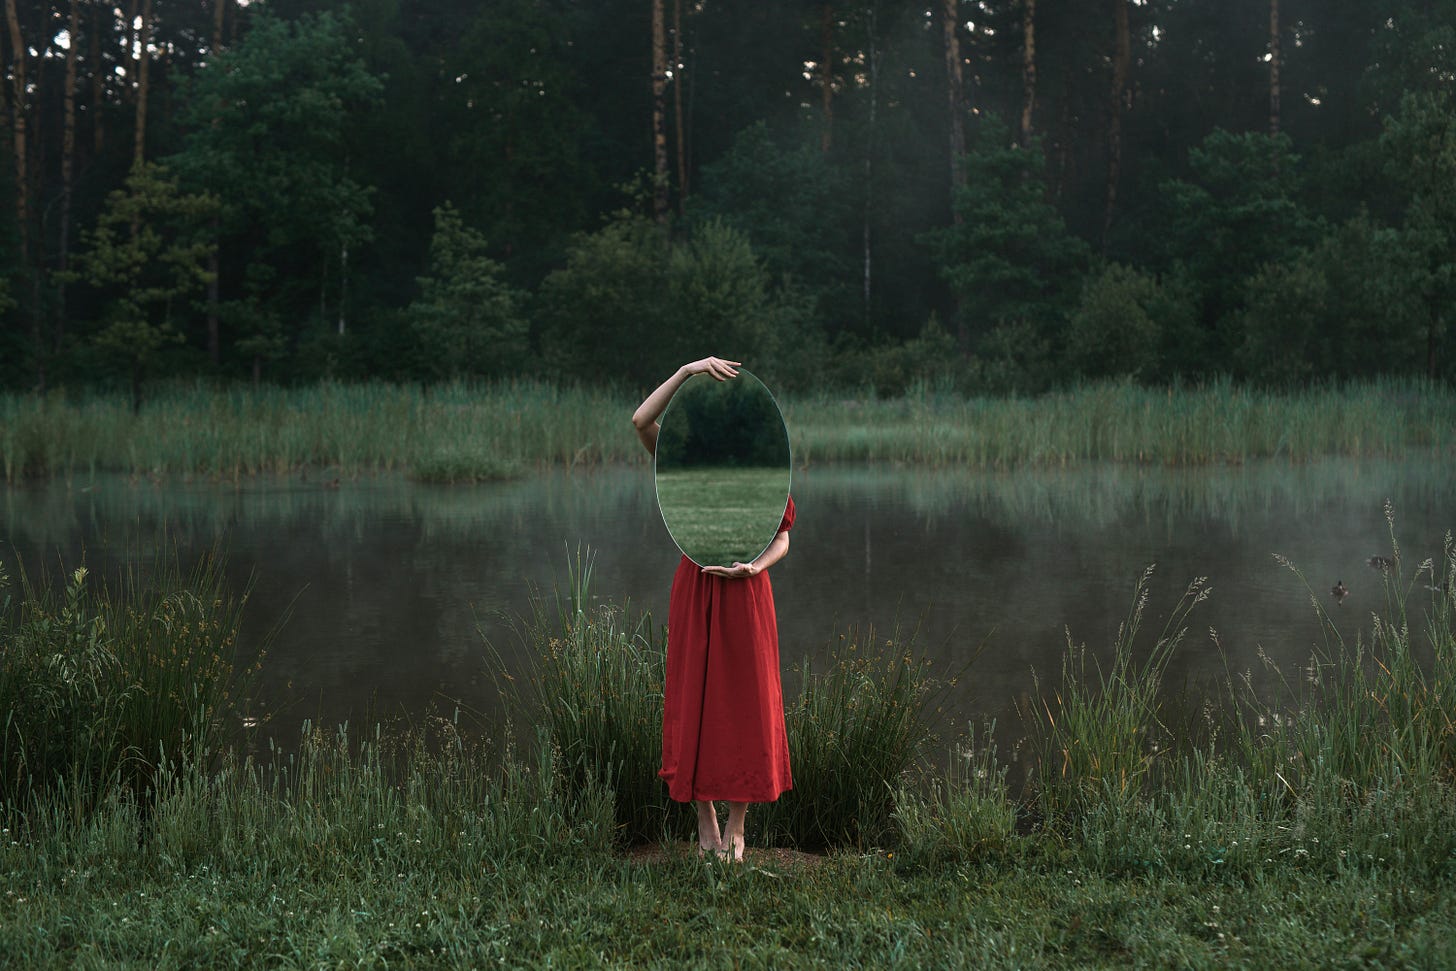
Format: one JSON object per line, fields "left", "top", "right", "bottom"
{"left": 407, "top": 203, "right": 528, "bottom": 380}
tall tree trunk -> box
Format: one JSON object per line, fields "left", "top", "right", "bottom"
{"left": 57, "top": 0, "right": 81, "bottom": 350}
{"left": 861, "top": 11, "right": 878, "bottom": 328}
{"left": 214, "top": 0, "right": 228, "bottom": 52}
{"left": 338, "top": 242, "right": 348, "bottom": 336}
{"left": 132, "top": 0, "right": 153, "bottom": 168}
{"left": 942, "top": 0, "right": 965, "bottom": 223}
{"left": 672, "top": 0, "right": 687, "bottom": 215}
{"left": 820, "top": 4, "right": 834, "bottom": 152}
{"left": 89, "top": 0, "right": 104, "bottom": 155}
{"left": 124, "top": 0, "right": 138, "bottom": 104}
{"left": 650, "top": 0, "right": 669, "bottom": 222}
{"left": 1020, "top": 0, "right": 1037, "bottom": 146}
{"left": 4, "top": 0, "right": 39, "bottom": 390}
{"left": 207, "top": 0, "right": 227, "bottom": 367}
{"left": 1269, "top": 0, "right": 1281, "bottom": 158}
{"left": 3, "top": 0, "right": 25, "bottom": 261}
{"left": 1104, "top": 0, "right": 1130, "bottom": 247}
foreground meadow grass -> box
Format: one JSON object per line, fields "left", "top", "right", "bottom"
{"left": 4, "top": 839, "right": 1453, "bottom": 969}
{"left": 1, "top": 377, "right": 1452, "bottom": 482}
{"left": 2, "top": 534, "right": 1455, "bottom": 965}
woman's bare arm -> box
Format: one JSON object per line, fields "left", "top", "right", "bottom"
{"left": 631, "top": 357, "right": 741, "bottom": 455}
{"left": 699, "top": 529, "right": 789, "bottom": 578}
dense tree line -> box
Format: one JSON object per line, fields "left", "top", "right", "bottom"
{"left": 0, "top": 0, "right": 1452, "bottom": 398}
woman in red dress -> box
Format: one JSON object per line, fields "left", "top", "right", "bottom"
{"left": 632, "top": 357, "right": 794, "bottom": 862}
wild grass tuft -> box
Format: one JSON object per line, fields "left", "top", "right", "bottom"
{"left": 506, "top": 549, "right": 672, "bottom": 845}
{"left": 1024, "top": 567, "right": 1210, "bottom": 821}
{"left": 891, "top": 720, "right": 1017, "bottom": 867}
{"left": 0, "top": 547, "right": 257, "bottom": 822}
{"left": 759, "top": 630, "right": 937, "bottom": 850}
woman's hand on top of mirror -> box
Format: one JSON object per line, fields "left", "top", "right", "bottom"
{"left": 700, "top": 561, "right": 760, "bottom": 578}
{"left": 685, "top": 357, "right": 741, "bottom": 381}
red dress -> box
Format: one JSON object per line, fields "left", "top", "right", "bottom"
{"left": 659, "top": 497, "right": 795, "bottom": 803}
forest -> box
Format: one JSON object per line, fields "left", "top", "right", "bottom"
{"left": 0, "top": 0, "right": 1453, "bottom": 398}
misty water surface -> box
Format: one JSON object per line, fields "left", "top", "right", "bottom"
{"left": 2, "top": 457, "right": 1453, "bottom": 741}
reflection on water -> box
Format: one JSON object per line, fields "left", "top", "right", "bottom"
{"left": 2, "top": 457, "right": 1453, "bottom": 739}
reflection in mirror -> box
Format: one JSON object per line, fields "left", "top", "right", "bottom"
{"left": 654, "top": 369, "right": 791, "bottom": 568}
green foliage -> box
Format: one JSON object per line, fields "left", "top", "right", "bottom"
{"left": 925, "top": 126, "right": 1090, "bottom": 391}
{"left": 1066, "top": 264, "right": 1195, "bottom": 382}
{"left": 1154, "top": 130, "right": 1321, "bottom": 367}
{"left": 1237, "top": 214, "right": 1426, "bottom": 383}
{"left": 407, "top": 204, "right": 527, "bottom": 380}
{"left": 694, "top": 122, "right": 855, "bottom": 319}
{"left": 445, "top": 0, "right": 597, "bottom": 280}
{"left": 63, "top": 164, "right": 219, "bottom": 408}
{"left": 757, "top": 633, "right": 937, "bottom": 850}
{"left": 667, "top": 219, "right": 779, "bottom": 363}
{"left": 538, "top": 214, "right": 780, "bottom": 389}
{"left": 509, "top": 553, "right": 669, "bottom": 844}
{"left": 536, "top": 212, "right": 671, "bottom": 386}
{"left": 1379, "top": 90, "right": 1456, "bottom": 378}
{"left": 167, "top": 8, "right": 384, "bottom": 372}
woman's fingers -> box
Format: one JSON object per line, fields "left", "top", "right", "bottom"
{"left": 693, "top": 357, "right": 741, "bottom": 380}
{"left": 700, "top": 562, "right": 756, "bottom": 577}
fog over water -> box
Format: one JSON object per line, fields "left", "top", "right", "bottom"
{"left": 2, "top": 457, "right": 1453, "bottom": 743}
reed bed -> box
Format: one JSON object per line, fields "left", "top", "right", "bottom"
{"left": 0, "top": 381, "right": 631, "bottom": 483}
{"left": 1, "top": 378, "right": 1452, "bottom": 483}
{"left": 788, "top": 377, "right": 1455, "bottom": 467}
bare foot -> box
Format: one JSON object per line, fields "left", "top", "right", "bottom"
{"left": 719, "top": 832, "right": 745, "bottom": 863}
{"left": 695, "top": 801, "right": 722, "bottom": 857}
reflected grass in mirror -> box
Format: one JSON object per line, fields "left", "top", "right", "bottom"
{"left": 655, "top": 369, "right": 791, "bottom": 567}
{"left": 656, "top": 467, "right": 789, "bottom": 568}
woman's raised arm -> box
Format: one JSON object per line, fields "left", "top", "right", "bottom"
{"left": 630, "top": 357, "right": 740, "bottom": 455}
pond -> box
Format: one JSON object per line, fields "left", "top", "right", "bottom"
{"left": 2, "top": 457, "right": 1453, "bottom": 745}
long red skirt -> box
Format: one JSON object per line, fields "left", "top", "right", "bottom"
{"left": 659, "top": 558, "right": 792, "bottom": 804}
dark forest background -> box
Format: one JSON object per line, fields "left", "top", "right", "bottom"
{"left": 0, "top": 0, "right": 1453, "bottom": 398}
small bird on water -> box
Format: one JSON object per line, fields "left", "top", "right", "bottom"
{"left": 1367, "top": 555, "right": 1398, "bottom": 574}
{"left": 1331, "top": 580, "right": 1349, "bottom": 605}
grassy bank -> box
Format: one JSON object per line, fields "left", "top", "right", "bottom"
{"left": 2, "top": 378, "right": 1453, "bottom": 483}
{"left": 2, "top": 535, "right": 1454, "bottom": 965}
{"left": 4, "top": 836, "right": 1452, "bottom": 968}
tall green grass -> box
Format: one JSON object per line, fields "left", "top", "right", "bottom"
{"left": 788, "top": 377, "right": 1455, "bottom": 467}
{"left": 0, "top": 548, "right": 257, "bottom": 821}
{"left": 0, "top": 381, "right": 631, "bottom": 483}
{"left": 2, "top": 378, "right": 1452, "bottom": 482}
{"left": 1005, "top": 514, "right": 1456, "bottom": 879}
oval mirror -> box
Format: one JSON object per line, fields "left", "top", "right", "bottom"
{"left": 654, "top": 369, "right": 792, "bottom": 568}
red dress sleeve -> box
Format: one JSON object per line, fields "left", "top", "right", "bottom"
{"left": 777, "top": 495, "right": 796, "bottom": 534}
